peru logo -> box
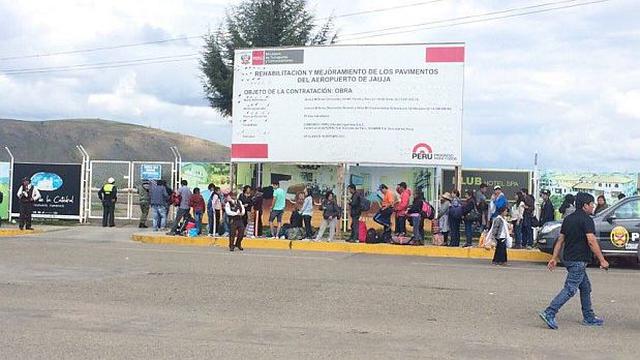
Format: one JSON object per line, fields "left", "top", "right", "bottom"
{"left": 412, "top": 143, "right": 433, "bottom": 160}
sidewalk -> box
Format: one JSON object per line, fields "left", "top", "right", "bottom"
{"left": 131, "top": 233, "right": 552, "bottom": 263}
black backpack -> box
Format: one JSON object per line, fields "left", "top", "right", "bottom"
{"left": 290, "top": 210, "right": 303, "bottom": 228}
{"left": 365, "top": 228, "right": 379, "bottom": 244}
{"left": 360, "top": 197, "right": 371, "bottom": 212}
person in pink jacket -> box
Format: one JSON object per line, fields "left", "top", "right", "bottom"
{"left": 395, "top": 182, "right": 412, "bottom": 236}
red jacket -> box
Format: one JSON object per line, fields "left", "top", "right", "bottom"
{"left": 395, "top": 188, "right": 412, "bottom": 217}
{"left": 189, "top": 194, "right": 206, "bottom": 212}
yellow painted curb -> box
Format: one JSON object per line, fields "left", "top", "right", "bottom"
{"left": 0, "top": 229, "right": 44, "bottom": 237}
{"left": 132, "top": 233, "right": 551, "bottom": 263}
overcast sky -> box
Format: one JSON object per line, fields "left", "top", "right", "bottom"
{"left": 0, "top": 0, "right": 637, "bottom": 171}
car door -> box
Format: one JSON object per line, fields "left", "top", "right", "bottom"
{"left": 599, "top": 199, "right": 640, "bottom": 254}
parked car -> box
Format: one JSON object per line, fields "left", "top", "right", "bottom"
{"left": 538, "top": 196, "right": 640, "bottom": 262}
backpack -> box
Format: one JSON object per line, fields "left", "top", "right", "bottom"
{"left": 365, "top": 228, "right": 379, "bottom": 244}
{"left": 290, "top": 210, "right": 303, "bottom": 228}
{"left": 169, "top": 191, "right": 181, "bottom": 206}
{"left": 380, "top": 229, "right": 393, "bottom": 243}
{"left": 450, "top": 198, "right": 463, "bottom": 220}
{"left": 278, "top": 223, "right": 292, "bottom": 238}
{"left": 286, "top": 227, "right": 304, "bottom": 240}
{"left": 421, "top": 201, "right": 434, "bottom": 220}
{"left": 360, "top": 197, "right": 371, "bottom": 212}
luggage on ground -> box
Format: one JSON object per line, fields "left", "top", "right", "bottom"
{"left": 358, "top": 221, "right": 367, "bottom": 242}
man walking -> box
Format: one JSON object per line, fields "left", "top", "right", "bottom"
{"left": 168, "top": 180, "right": 192, "bottom": 235}
{"left": 539, "top": 192, "right": 608, "bottom": 330}
{"left": 268, "top": 181, "right": 286, "bottom": 238}
{"left": 137, "top": 180, "right": 151, "bottom": 228}
{"left": 98, "top": 177, "right": 117, "bottom": 227}
{"left": 16, "top": 177, "right": 41, "bottom": 230}
{"left": 348, "top": 184, "right": 363, "bottom": 243}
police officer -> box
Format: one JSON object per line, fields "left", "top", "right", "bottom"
{"left": 98, "top": 177, "right": 118, "bottom": 227}
{"left": 16, "top": 177, "right": 41, "bottom": 230}
{"left": 137, "top": 180, "right": 151, "bottom": 228}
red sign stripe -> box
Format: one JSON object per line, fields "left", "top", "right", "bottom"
{"left": 426, "top": 46, "right": 465, "bottom": 62}
{"left": 231, "top": 144, "right": 268, "bottom": 158}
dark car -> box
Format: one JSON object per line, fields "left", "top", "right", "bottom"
{"left": 537, "top": 196, "right": 640, "bottom": 262}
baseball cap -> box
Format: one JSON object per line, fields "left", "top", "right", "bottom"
{"left": 541, "top": 189, "right": 551, "bottom": 195}
{"left": 397, "top": 182, "right": 407, "bottom": 188}
{"left": 493, "top": 185, "right": 502, "bottom": 190}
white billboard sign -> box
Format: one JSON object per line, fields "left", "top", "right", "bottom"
{"left": 232, "top": 43, "right": 464, "bottom": 166}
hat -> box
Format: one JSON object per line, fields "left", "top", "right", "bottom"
{"left": 441, "top": 192, "right": 452, "bottom": 201}
{"left": 493, "top": 185, "right": 502, "bottom": 190}
{"left": 21, "top": 177, "right": 30, "bottom": 182}
{"left": 107, "top": 177, "right": 115, "bottom": 184}
{"left": 397, "top": 182, "right": 407, "bottom": 188}
{"left": 379, "top": 184, "right": 388, "bottom": 191}
{"left": 541, "top": 189, "right": 551, "bottom": 196}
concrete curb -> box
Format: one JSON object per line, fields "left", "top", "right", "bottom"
{"left": 132, "top": 233, "right": 552, "bottom": 263}
{"left": 0, "top": 229, "right": 44, "bottom": 237}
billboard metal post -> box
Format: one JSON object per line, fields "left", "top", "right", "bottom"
{"left": 76, "top": 145, "right": 90, "bottom": 223}
{"left": 4, "top": 147, "right": 14, "bottom": 222}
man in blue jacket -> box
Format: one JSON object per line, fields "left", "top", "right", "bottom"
{"left": 491, "top": 186, "right": 507, "bottom": 220}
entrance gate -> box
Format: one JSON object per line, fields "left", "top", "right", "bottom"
{"left": 88, "top": 160, "right": 176, "bottom": 221}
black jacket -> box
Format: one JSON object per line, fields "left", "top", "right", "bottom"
{"left": 350, "top": 192, "right": 363, "bottom": 216}
{"left": 408, "top": 198, "right": 424, "bottom": 215}
{"left": 540, "top": 200, "right": 555, "bottom": 226}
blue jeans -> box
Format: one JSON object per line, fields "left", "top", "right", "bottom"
{"left": 151, "top": 205, "right": 167, "bottom": 230}
{"left": 522, "top": 216, "right": 533, "bottom": 247}
{"left": 449, "top": 216, "right": 461, "bottom": 246}
{"left": 464, "top": 220, "right": 473, "bottom": 246}
{"left": 411, "top": 216, "right": 423, "bottom": 241}
{"left": 514, "top": 222, "right": 523, "bottom": 247}
{"left": 545, "top": 261, "right": 596, "bottom": 321}
{"left": 194, "top": 211, "right": 203, "bottom": 235}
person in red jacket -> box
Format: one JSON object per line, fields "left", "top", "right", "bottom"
{"left": 394, "top": 182, "right": 412, "bottom": 236}
{"left": 189, "top": 187, "right": 206, "bottom": 235}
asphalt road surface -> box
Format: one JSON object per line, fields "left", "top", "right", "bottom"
{"left": 1, "top": 227, "right": 639, "bottom": 359}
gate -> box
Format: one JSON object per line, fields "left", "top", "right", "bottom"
{"left": 88, "top": 160, "right": 176, "bottom": 221}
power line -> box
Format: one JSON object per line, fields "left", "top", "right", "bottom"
{"left": 0, "top": 36, "right": 201, "bottom": 61}
{"left": 1, "top": 53, "right": 199, "bottom": 73}
{"left": 2, "top": 55, "right": 200, "bottom": 76}
{"left": 337, "top": 0, "right": 597, "bottom": 40}
{"left": 318, "top": 0, "right": 445, "bottom": 20}
{"left": 0, "top": 1, "right": 447, "bottom": 61}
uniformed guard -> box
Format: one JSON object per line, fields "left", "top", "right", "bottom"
{"left": 16, "top": 177, "right": 41, "bottom": 230}
{"left": 137, "top": 180, "right": 151, "bottom": 228}
{"left": 98, "top": 177, "right": 118, "bottom": 227}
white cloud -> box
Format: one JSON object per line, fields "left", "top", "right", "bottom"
{"left": 1, "top": 0, "right": 639, "bottom": 171}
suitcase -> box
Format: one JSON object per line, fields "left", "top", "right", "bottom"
{"left": 358, "top": 221, "right": 367, "bottom": 242}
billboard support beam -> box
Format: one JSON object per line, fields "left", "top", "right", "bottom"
{"left": 76, "top": 145, "right": 90, "bottom": 223}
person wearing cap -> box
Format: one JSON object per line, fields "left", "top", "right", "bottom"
{"left": 491, "top": 186, "right": 507, "bottom": 220}
{"left": 225, "top": 191, "right": 246, "bottom": 251}
{"left": 16, "top": 177, "right": 41, "bottom": 230}
{"left": 373, "top": 184, "right": 395, "bottom": 233}
{"left": 98, "top": 177, "right": 118, "bottom": 227}
{"left": 394, "top": 182, "right": 412, "bottom": 236}
{"left": 136, "top": 180, "right": 151, "bottom": 228}
{"left": 540, "top": 189, "right": 555, "bottom": 227}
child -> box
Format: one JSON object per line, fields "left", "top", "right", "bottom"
{"left": 189, "top": 187, "right": 206, "bottom": 235}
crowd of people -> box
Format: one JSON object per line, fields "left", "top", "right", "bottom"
{"left": 119, "top": 177, "right": 625, "bottom": 262}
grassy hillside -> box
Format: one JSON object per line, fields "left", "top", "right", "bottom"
{"left": 0, "top": 118, "right": 230, "bottom": 163}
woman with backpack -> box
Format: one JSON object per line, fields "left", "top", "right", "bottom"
{"left": 407, "top": 190, "right": 426, "bottom": 244}
{"left": 314, "top": 192, "right": 341, "bottom": 242}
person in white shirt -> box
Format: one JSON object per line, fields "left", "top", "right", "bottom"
{"left": 490, "top": 206, "right": 510, "bottom": 265}
{"left": 16, "top": 177, "right": 41, "bottom": 230}
{"left": 225, "top": 192, "right": 246, "bottom": 251}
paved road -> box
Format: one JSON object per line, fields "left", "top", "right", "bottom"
{"left": 1, "top": 227, "right": 638, "bottom": 359}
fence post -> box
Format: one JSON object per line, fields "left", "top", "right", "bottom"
{"left": 4, "top": 147, "right": 14, "bottom": 221}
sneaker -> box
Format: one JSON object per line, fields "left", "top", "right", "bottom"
{"left": 582, "top": 317, "right": 604, "bottom": 327}
{"left": 526, "top": 246, "right": 533, "bottom": 250}
{"left": 538, "top": 312, "right": 558, "bottom": 330}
